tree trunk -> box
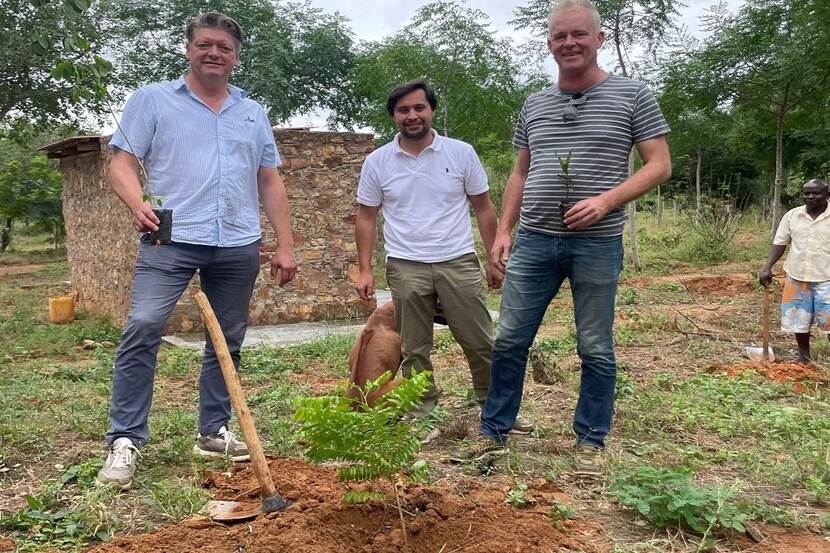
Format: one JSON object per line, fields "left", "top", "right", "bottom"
{"left": 627, "top": 149, "right": 640, "bottom": 271}
{"left": 0, "top": 217, "right": 12, "bottom": 252}
{"left": 695, "top": 146, "right": 702, "bottom": 213}
{"left": 656, "top": 185, "right": 662, "bottom": 227}
{"left": 771, "top": 106, "right": 785, "bottom": 237}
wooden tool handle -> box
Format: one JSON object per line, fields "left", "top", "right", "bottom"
{"left": 193, "top": 291, "right": 277, "bottom": 498}
{"left": 762, "top": 284, "right": 770, "bottom": 363}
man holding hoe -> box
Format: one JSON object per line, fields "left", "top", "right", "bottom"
{"left": 354, "top": 79, "right": 533, "bottom": 433}
{"left": 759, "top": 179, "right": 830, "bottom": 364}
{"left": 451, "top": 0, "right": 671, "bottom": 474}
{"left": 97, "top": 12, "right": 296, "bottom": 489}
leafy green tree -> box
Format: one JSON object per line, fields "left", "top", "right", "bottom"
{"left": 0, "top": 155, "right": 63, "bottom": 251}
{"left": 511, "top": 0, "right": 680, "bottom": 74}
{"left": 2, "top": 0, "right": 117, "bottom": 125}
{"left": 108, "top": 0, "right": 356, "bottom": 124}
{"left": 689, "top": 0, "right": 830, "bottom": 234}
{"left": 334, "top": 0, "right": 544, "bottom": 156}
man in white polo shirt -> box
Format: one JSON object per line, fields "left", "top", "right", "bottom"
{"left": 760, "top": 178, "right": 830, "bottom": 363}
{"left": 354, "top": 79, "right": 532, "bottom": 432}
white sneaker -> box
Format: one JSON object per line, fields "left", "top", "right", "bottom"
{"left": 97, "top": 437, "right": 139, "bottom": 490}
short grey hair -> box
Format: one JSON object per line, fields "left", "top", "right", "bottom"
{"left": 548, "top": 0, "right": 602, "bottom": 35}
{"left": 186, "top": 12, "right": 244, "bottom": 50}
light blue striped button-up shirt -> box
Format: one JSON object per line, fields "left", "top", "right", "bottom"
{"left": 109, "top": 77, "right": 281, "bottom": 247}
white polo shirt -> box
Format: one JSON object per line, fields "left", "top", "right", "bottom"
{"left": 773, "top": 203, "right": 830, "bottom": 282}
{"left": 357, "top": 131, "right": 489, "bottom": 263}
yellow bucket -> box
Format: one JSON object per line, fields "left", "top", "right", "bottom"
{"left": 49, "top": 295, "right": 75, "bottom": 324}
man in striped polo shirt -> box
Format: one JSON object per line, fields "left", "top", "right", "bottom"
{"left": 97, "top": 12, "right": 297, "bottom": 489}
{"left": 451, "top": 0, "right": 671, "bottom": 473}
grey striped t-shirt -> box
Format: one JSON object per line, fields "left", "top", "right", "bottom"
{"left": 514, "top": 74, "right": 670, "bottom": 236}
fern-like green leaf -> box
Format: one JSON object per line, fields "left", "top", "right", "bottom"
{"left": 343, "top": 490, "right": 385, "bottom": 504}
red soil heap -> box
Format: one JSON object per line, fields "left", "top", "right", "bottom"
{"left": 707, "top": 361, "right": 828, "bottom": 393}
{"left": 87, "top": 458, "right": 607, "bottom": 553}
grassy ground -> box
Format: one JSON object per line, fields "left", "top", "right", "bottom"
{"left": 1, "top": 214, "right": 829, "bottom": 551}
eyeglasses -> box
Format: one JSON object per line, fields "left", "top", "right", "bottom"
{"left": 563, "top": 93, "right": 587, "bottom": 122}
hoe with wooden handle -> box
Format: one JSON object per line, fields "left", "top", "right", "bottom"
{"left": 762, "top": 284, "right": 771, "bottom": 363}
{"left": 194, "top": 291, "right": 290, "bottom": 520}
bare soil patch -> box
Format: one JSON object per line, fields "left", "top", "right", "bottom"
{"left": 627, "top": 272, "right": 757, "bottom": 296}
{"left": 0, "top": 264, "right": 47, "bottom": 277}
{"left": 736, "top": 524, "right": 830, "bottom": 552}
{"left": 706, "top": 361, "right": 829, "bottom": 392}
{"left": 87, "top": 458, "right": 609, "bottom": 553}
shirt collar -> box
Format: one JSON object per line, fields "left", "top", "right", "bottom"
{"left": 171, "top": 77, "right": 247, "bottom": 99}
{"left": 803, "top": 202, "right": 830, "bottom": 222}
{"left": 392, "top": 129, "right": 442, "bottom": 154}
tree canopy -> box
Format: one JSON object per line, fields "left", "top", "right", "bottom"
{"left": 334, "top": 0, "right": 545, "bottom": 152}
{"left": 1, "top": 0, "right": 116, "bottom": 125}
{"left": 109, "top": 0, "right": 356, "bottom": 124}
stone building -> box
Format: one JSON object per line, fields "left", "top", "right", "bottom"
{"left": 42, "top": 129, "right": 375, "bottom": 333}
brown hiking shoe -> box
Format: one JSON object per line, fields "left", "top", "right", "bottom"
{"left": 574, "top": 444, "right": 602, "bottom": 475}
{"left": 509, "top": 414, "right": 535, "bottom": 435}
{"left": 446, "top": 434, "right": 508, "bottom": 464}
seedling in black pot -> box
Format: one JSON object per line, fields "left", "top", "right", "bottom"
{"left": 556, "top": 149, "right": 574, "bottom": 223}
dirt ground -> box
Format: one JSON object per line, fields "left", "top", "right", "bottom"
{"left": 83, "top": 457, "right": 830, "bottom": 553}
{"left": 81, "top": 269, "right": 830, "bottom": 553}
{"left": 4, "top": 253, "right": 830, "bottom": 552}
{"left": 87, "top": 458, "right": 609, "bottom": 553}
{"left": 708, "top": 361, "right": 829, "bottom": 393}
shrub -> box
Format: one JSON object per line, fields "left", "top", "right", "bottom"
{"left": 685, "top": 201, "right": 742, "bottom": 262}
{"left": 294, "top": 371, "right": 432, "bottom": 502}
{"left": 609, "top": 465, "right": 747, "bottom": 539}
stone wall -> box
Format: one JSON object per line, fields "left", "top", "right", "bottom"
{"left": 49, "top": 130, "right": 375, "bottom": 333}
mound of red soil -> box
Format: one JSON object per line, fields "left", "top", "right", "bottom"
{"left": 735, "top": 524, "right": 830, "bottom": 553}
{"left": 87, "top": 458, "right": 607, "bottom": 553}
{"left": 683, "top": 274, "right": 755, "bottom": 295}
{"left": 627, "top": 273, "right": 757, "bottom": 296}
{"left": 707, "top": 362, "right": 829, "bottom": 392}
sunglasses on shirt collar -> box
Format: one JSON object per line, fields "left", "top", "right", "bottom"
{"left": 563, "top": 93, "right": 588, "bottom": 122}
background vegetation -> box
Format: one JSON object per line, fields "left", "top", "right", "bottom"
{"left": 3, "top": 0, "right": 828, "bottom": 251}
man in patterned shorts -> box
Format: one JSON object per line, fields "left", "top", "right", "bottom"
{"left": 760, "top": 178, "right": 830, "bottom": 364}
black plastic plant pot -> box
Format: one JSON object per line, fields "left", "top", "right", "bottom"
{"left": 151, "top": 208, "right": 173, "bottom": 245}
{"left": 559, "top": 202, "right": 573, "bottom": 223}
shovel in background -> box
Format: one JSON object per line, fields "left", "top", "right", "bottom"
{"left": 745, "top": 284, "right": 775, "bottom": 363}
{"left": 193, "top": 291, "right": 291, "bottom": 522}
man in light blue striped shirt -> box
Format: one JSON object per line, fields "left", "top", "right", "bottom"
{"left": 97, "top": 12, "right": 297, "bottom": 490}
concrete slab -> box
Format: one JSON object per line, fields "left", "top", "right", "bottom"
{"left": 162, "top": 289, "right": 498, "bottom": 350}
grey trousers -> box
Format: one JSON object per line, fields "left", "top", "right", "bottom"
{"left": 386, "top": 253, "right": 493, "bottom": 404}
{"left": 105, "top": 236, "right": 260, "bottom": 445}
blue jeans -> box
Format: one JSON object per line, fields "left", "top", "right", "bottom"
{"left": 480, "top": 229, "right": 623, "bottom": 448}
{"left": 106, "top": 236, "right": 261, "bottom": 446}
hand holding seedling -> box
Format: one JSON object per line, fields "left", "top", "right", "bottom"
{"left": 563, "top": 195, "right": 612, "bottom": 229}
{"left": 131, "top": 202, "right": 159, "bottom": 233}
{"left": 270, "top": 247, "right": 297, "bottom": 287}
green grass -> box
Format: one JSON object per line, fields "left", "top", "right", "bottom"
{"left": 615, "top": 372, "right": 830, "bottom": 489}
{"left": 241, "top": 334, "right": 354, "bottom": 379}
